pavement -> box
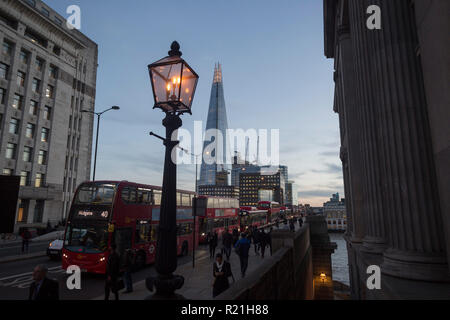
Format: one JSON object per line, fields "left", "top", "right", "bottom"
{"left": 93, "top": 222, "right": 301, "bottom": 300}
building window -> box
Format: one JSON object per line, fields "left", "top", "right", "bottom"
{"left": 17, "top": 199, "right": 29, "bottom": 223}
{"left": 2, "top": 40, "right": 13, "bottom": 56}
{"left": 33, "top": 200, "right": 44, "bottom": 223}
{"left": 19, "top": 50, "right": 29, "bottom": 64}
{"left": 25, "top": 0, "right": 36, "bottom": 7}
{"left": 49, "top": 65, "right": 58, "bottom": 79}
{"left": 54, "top": 17, "right": 62, "bottom": 26}
{"left": 25, "top": 123, "right": 35, "bottom": 138}
{"left": 43, "top": 106, "right": 51, "bottom": 120}
{"left": 9, "top": 118, "right": 19, "bottom": 134}
{"left": 35, "top": 57, "right": 44, "bottom": 71}
{"left": 20, "top": 171, "right": 29, "bottom": 186}
{"left": 6, "top": 143, "right": 16, "bottom": 159}
{"left": 41, "top": 127, "right": 49, "bottom": 142}
{"left": 41, "top": 7, "right": 50, "bottom": 17}
{"left": 23, "top": 146, "right": 32, "bottom": 162}
{"left": 0, "top": 88, "right": 5, "bottom": 104}
{"left": 29, "top": 100, "right": 38, "bottom": 115}
{"left": 3, "top": 168, "right": 13, "bottom": 176}
{"left": 35, "top": 173, "right": 45, "bottom": 187}
{"left": 17, "top": 71, "right": 26, "bottom": 87}
{"left": 45, "top": 85, "right": 54, "bottom": 98}
{"left": 38, "top": 150, "right": 47, "bottom": 165}
{"left": 12, "top": 94, "right": 23, "bottom": 110}
{"left": 0, "top": 63, "right": 8, "bottom": 79}
{"left": 31, "top": 78, "right": 40, "bottom": 93}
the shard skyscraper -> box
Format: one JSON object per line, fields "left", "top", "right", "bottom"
{"left": 198, "top": 63, "right": 230, "bottom": 187}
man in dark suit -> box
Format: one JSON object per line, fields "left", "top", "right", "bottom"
{"left": 105, "top": 243, "right": 121, "bottom": 300}
{"left": 29, "top": 264, "right": 59, "bottom": 300}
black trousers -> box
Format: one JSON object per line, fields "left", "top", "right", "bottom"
{"left": 209, "top": 245, "right": 216, "bottom": 258}
{"left": 239, "top": 256, "right": 249, "bottom": 277}
{"left": 105, "top": 278, "right": 119, "bottom": 301}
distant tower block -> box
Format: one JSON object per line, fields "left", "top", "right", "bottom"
{"left": 199, "top": 63, "right": 230, "bottom": 186}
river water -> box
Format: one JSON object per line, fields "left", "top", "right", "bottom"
{"left": 329, "top": 233, "right": 350, "bottom": 286}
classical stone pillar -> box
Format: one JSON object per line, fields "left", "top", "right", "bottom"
{"left": 336, "top": 21, "right": 366, "bottom": 244}
{"left": 349, "top": 0, "right": 448, "bottom": 281}
{"left": 348, "top": 0, "right": 387, "bottom": 253}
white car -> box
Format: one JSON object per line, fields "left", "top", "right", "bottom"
{"left": 47, "top": 239, "right": 63, "bottom": 260}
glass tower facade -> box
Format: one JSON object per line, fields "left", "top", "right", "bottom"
{"left": 199, "top": 63, "right": 230, "bottom": 186}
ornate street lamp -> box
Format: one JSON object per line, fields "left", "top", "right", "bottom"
{"left": 146, "top": 41, "right": 199, "bottom": 299}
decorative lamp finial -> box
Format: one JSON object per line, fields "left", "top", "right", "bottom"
{"left": 168, "top": 41, "right": 182, "bottom": 57}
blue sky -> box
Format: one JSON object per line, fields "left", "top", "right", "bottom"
{"left": 45, "top": 0, "right": 343, "bottom": 206}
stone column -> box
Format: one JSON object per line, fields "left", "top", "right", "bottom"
{"left": 348, "top": 0, "right": 387, "bottom": 253}
{"left": 336, "top": 21, "right": 366, "bottom": 244}
{"left": 350, "top": 0, "right": 448, "bottom": 281}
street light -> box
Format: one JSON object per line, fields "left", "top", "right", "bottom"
{"left": 81, "top": 106, "right": 120, "bottom": 181}
{"left": 146, "top": 41, "right": 199, "bottom": 299}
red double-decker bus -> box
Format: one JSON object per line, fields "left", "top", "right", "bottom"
{"left": 197, "top": 196, "right": 240, "bottom": 244}
{"left": 61, "top": 181, "right": 196, "bottom": 274}
{"left": 257, "top": 201, "right": 282, "bottom": 222}
{"left": 239, "top": 206, "right": 269, "bottom": 230}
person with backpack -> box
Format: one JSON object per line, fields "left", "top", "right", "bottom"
{"left": 234, "top": 233, "right": 251, "bottom": 278}
{"left": 212, "top": 253, "right": 233, "bottom": 298}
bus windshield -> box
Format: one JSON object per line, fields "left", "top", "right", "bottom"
{"left": 259, "top": 202, "right": 270, "bottom": 208}
{"left": 74, "top": 183, "right": 117, "bottom": 205}
{"left": 64, "top": 221, "right": 109, "bottom": 253}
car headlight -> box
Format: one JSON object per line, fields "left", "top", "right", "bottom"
{"left": 63, "top": 253, "right": 68, "bottom": 259}
{"left": 100, "top": 257, "right": 106, "bottom": 262}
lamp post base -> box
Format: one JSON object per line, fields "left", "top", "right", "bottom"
{"left": 145, "top": 274, "right": 185, "bottom": 300}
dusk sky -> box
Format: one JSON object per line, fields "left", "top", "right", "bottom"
{"left": 45, "top": 0, "right": 343, "bottom": 206}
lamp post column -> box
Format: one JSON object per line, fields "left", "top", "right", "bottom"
{"left": 150, "top": 112, "right": 184, "bottom": 298}
{"left": 92, "top": 113, "right": 101, "bottom": 181}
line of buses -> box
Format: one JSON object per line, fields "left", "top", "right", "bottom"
{"left": 61, "top": 180, "right": 293, "bottom": 274}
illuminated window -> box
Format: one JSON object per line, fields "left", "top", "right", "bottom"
{"left": 35, "top": 173, "right": 45, "bottom": 187}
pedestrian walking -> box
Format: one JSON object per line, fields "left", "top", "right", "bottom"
{"left": 221, "top": 228, "right": 233, "bottom": 261}
{"left": 105, "top": 243, "right": 121, "bottom": 301}
{"left": 298, "top": 216, "right": 303, "bottom": 228}
{"left": 259, "top": 230, "right": 268, "bottom": 258}
{"left": 21, "top": 228, "right": 31, "bottom": 253}
{"left": 122, "top": 248, "right": 134, "bottom": 293}
{"left": 289, "top": 219, "right": 295, "bottom": 232}
{"left": 208, "top": 231, "right": 218, "bottom": 259}
{"left": 232, "top": 228, "right": 239, "bottom": 247}
{"left": 212, "top": 253, "right": 233, "bottom": 298}
{"left": 234, "top": 233, "right": 251, "bottom": 278}
{"left": 268, "top": 228, "right": 273, "bottom": 256}
{"left": 252, "top": 227, "right": 260, "bottom": 256}
{"left": 29, "top": 264, "right": 59, "bottom": 300}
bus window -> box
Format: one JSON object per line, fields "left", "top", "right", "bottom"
{"left": 181, "top": 193, "right": 190, "bottom": 207}
{"left": 150, "top": 224, "right": 158, "bottom": 241}
{"left": 176, "top": 192, "right": 182, "bottom": 206}
{"left": 129, "top": 188, "right": 137, "bottom": 203}
{"left": 153, "top": 190, "right": 161, "bottom": 206}
{"left": 135, "top": 220, "right": 151, "bottom": 243}
{"left": 121, "top": 187, "right": 130, "bottom": 203}
{"left": 137, "top": 188, "right": 151, "bottom": 204}
{"left": 177, "top": 223, "right": 193, "bottom": 236}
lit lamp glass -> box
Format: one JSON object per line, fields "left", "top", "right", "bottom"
{"left": 320, "top": 272, "right": 327, "bottom": 283}
{"left": 148, "top": 42, "right": 199, "bottom": 114}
